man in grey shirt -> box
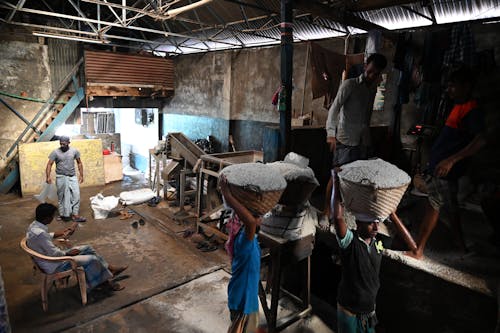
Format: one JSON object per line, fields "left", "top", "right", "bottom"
{"left": 46, "top": 136, "right": 86, "bottom": 222}
{"left": 322, "top": 54, "right": 387, "bottom": 222}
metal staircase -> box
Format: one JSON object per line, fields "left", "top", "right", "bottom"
{"left": 0, "top": 59, "right": 85, "bottom": 194}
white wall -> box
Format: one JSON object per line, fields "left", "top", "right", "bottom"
{"left": 114, "top": 108, "right": 158, "bottom": 171}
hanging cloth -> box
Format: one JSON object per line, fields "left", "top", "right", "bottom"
{"left": 310, "top": 42, "right": 345, "bottom": 108}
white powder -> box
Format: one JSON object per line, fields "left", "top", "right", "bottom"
{"left": 339, "top": 158, "right": 410, "bottom": 189}
{"left": 220, "top": 163, "right": 287, "bottom": 191}
{"left": 266, "top": 161, "right": 319, "bottom": 186}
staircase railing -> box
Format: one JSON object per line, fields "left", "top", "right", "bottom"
{"left": 5, "top": 57, "right": 84, "bottom": 159}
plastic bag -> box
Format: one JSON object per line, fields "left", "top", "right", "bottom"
{"left": 34, "top": 182, "right": 58, "bottom": 203}
{"left": 90, "top": 193, "right": 119, "bottom": 219}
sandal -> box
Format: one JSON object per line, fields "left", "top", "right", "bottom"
{"left": 110, "top": 282, "right": 125, "bottom": 291}
{"left": 200, "top": 244, "right": 218, "bottom": 252}
{"left": 72, "top": 215, "right": 86, "bottom": 222}
{"left": 196, "top": 241, "right": 209, "bottom": 249}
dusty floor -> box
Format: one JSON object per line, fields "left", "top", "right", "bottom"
{"left": 0, "top": 181, "right": 334, "bottom": 333}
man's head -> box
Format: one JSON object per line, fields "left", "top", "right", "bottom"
{"left": 36, "top": 203, "right": 58, "bottom": 224}
{"left": 364, "top": 53, "right": 387, "bottom": 85}
{"left": 355, "top": 217, "right": 380, "bottom": 239}
{"left": 59, "top": 136, "right": 70, "bottom": 152}
{"left": 447, "top": 64, "right": 474, "bottom": 102}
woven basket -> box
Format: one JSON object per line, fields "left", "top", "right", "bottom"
{"left": 228, "top": 183, "right": 284, "bottom": 216}
{"left": 339, "top": 177, "right": 409, "bottom": 220}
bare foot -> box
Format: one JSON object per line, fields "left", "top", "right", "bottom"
{"left": 404, "top": 250, "right": 424, "bottom": 260}
{"left": 109, "top": 265, "right": 128, "bottom": 277}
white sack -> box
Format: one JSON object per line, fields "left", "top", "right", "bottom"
{"left": 90, "top": 193, "right": 119, "bottom": 219}
{"left": 120, "top": 188, "right": 156, "bottom": 205}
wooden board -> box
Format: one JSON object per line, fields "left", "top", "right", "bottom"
{"left": 103, "top": 153, "right": 123, "bottom": 183}
{"left": 19, "top": 139, "right": 105, "bottom": 196}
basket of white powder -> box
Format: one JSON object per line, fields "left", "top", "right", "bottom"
{"left": 220, "top": 163, "right": 287, "bottom": 216}
{"left": 338, "top": 158, "right": 410, "bottom": 220}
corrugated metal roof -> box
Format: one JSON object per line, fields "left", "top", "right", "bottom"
{"left": 356, "top": 0, "right": 500, "bottom": 30}
{"left": 2, "top": 0, "right": 500, "bottom": 55}
{"left": 155, "top": 0, "right": 500, "bottom": 54}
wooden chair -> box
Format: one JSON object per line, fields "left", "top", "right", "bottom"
{"left": 20, "top": 237, "right": 87, "bottom": 311}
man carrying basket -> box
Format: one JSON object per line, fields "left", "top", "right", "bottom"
{"left": 331, "top": 170, "right": 384, "bottom": 333}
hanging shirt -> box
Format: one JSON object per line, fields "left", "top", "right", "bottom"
{"left": 227, "top": 226, "right": 261, "bottom": 314}
{"left": 326, "top": 74, "right": 377, "bottom": 146}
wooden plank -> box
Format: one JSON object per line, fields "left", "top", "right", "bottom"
{"left": 19, "top": 139, "right": 105, "bottom": 196}
{"left": 103, "top": 153, "right": 123, "bottom": 183}
{"left": 86, "top": 85, "right": 174, "bottom": 97}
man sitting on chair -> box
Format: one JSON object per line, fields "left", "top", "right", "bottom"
{"left": 26, "top": 203, "right": 128, "bottom": 291}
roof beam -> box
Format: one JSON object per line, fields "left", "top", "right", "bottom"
{"left": 348, "top": 0, "right": 427, "bottom": 12}
{"left": 0, "top": 4, "right": 240, "bottom": 47}
{"left": 294, "top": 0, "right": 387, "bottom": 31}
{"left": 400, "top": 5, "right": 433, "bottom": 23}
{"left": 6, "top": 0, "right": 25, "bottom": 22}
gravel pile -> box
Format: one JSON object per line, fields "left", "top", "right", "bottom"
{"left": 267, "top": 161, "right": 319, "bottom": 185}
{"left": 220, "top": 163, "right": 287, "bottom": 191}
{"left": 339, "top": 158, "right": 410, "bottom": 189}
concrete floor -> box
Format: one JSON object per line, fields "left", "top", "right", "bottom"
{"left": 0, "top": 181, "right": 334, "bottom": 333}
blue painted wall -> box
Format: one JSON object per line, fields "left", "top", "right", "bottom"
{"left": 131, "top": 153, "right": 149, "bottom": 173}
{"left": 163, "top": 113, "right": 229, "bottom": 152}
{"left": 230, "top": 119, "right": 274, "bottom": 152}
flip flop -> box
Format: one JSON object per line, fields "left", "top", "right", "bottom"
{"left": 200, "top": 244, "right": 218, "bottom": 252}
{"left": 110, "top": 282, "right": 125, "bottom": 291}
{"left": 72, "top": 216, "right": 86, "bottom": 223}
{"left": 196, "top": 241, "right": 209, "bottom": 249}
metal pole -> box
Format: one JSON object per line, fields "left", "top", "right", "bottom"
{"left": 0, "top": 98, "right": 41, "bottom": 134}
{"left": 279, "top": 0, "right": 293, "bottom": 159}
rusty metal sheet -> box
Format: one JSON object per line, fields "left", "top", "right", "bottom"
{"left": 84, "top": 50, "right": 174, "bottom": 96}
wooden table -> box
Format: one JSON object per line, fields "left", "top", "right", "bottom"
{"left": 258, "top": 231, "right": 314, "bottom": 333}
{"left": 195, "top": 151, "right": 263, "bottom": 240}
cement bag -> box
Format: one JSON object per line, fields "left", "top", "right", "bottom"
{"left": 34, "top": 182, "right": 58, "bottom": 204}
{"left": 90, "top": 193, "right": 119, "bottom": 219}
{"left": 120, "top": 188, "right": 156, "bottom": 205}
{"left": 338, "top": 158, "right": 410, "bottom": 220}
{"left": 261, "top": 206, "right": 306, "bottom": 240}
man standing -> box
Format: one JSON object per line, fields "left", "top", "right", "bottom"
{"left": 322, "top": 54, "right": 387, "bottom": 221}
{"left": 406, "top": 65, "right": 485, "bottom": 259}
{"left": 26, "top": 203, "right": 127, "bottom": 291}
{"left": 46, "top": 136, "right": 86, "bottom": 222}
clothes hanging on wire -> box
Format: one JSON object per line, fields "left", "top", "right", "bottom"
{"left": 365, "top": 30, "right": 383, "bottom": 58}
{"left": 443, "top": 24, "right": 475, "bottom": 67}
{"left": 310, "top": 42, "right": 345, "bottom": 109}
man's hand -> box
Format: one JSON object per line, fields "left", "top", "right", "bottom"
{"left": 46, "top": 177, "right": 52, "bottom": 184}
{"left": 327, "top": 136, "right": 337, "bottom": 152}
{"left": 435, "top": 158, "right": 455, "bottom": 178}
{"left": 66, "top": 248, "right": 80, "bottom": 256}
{"left": 78, "top": 175, "right": 84, "bottom": 183}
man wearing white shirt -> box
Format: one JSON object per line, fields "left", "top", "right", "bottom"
{"left": 26, "top": 203, "right": 127, "bottom": 291}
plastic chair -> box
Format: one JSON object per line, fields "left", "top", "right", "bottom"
{"left": 20, "top": 237, "right": 87, "bottom": 311}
